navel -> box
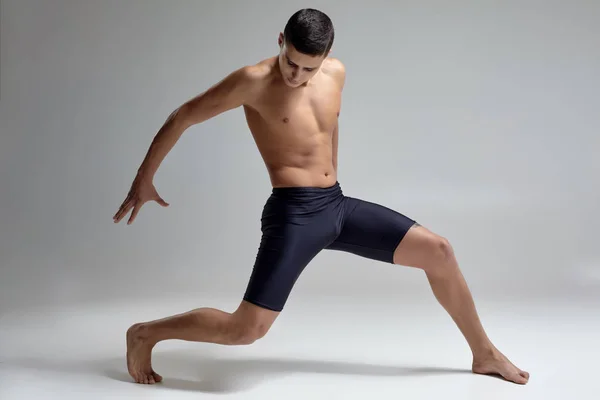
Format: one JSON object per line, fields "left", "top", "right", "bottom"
{"left": 282, "top": 117, "right": 289, "bottom": 123}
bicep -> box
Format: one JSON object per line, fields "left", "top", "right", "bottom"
{"left": 179, "top": 66, "right": 256, "bottom": 127}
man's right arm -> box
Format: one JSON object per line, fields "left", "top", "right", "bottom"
{"left": 136, "top": 65, "right": 261, "bottom": 179}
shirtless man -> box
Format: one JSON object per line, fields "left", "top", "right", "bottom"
{"left": 113, "top": 8, "right": 529, "bottom": 386}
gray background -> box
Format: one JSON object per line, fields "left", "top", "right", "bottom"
{"left": 1, "top": 0, "right": 598, "bottom": 314}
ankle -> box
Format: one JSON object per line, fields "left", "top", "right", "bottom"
{"left": 472, "top": 344, "right": 498, "bottom": 361}
{"left": 128, "top": 323, "right": 157, "bottom": 345}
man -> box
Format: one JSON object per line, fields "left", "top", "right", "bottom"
{"left": 114, "top": 8, "right": 529, "bottom": 386}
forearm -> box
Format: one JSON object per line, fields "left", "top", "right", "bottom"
{"left": 136, "top": 108, "right": 188, "bottom": 179}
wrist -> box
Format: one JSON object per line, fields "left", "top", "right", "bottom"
{"left": 136, "top": 167, "right": 154, "bottom": 182}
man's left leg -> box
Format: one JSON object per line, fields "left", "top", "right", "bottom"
{"left": 326, "top": 196, "right": 529, "bottom": 384}
{"left": 392, "top": 223, "right": 529, "bottom": 384}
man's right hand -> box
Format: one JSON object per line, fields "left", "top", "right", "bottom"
{"left": 113, "top": 174, "right": 169, "bottom": 225}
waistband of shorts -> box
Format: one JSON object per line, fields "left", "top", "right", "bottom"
{"left": 271, "top": 181, "right": 342, "bottom": 196}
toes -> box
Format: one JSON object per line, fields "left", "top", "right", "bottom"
{"left": 142, "top": 372, "right": 158, "bottom": 384}
{"left": 130, "top": 368, "right": 161, "bottom": 384}
{"left": 520, "top": 370, "right": 530, "bottom": 380}
{"left": 130, "top": 370, "right": 161, "bottom": 384}
{"left": 511, "top": 372, "right": 528, "bottom": 384}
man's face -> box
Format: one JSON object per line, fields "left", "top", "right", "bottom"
{"left": 278, "top": 33, "right": 326, "bottom": 88}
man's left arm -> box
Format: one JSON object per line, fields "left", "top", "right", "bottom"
{"left": 332, "top": 118, "right": 339, "bottom": 171}
{"left": 331, "top": 58, "right": 346, "bottom": 173}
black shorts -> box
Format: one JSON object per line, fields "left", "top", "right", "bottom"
{"left": 243, "top": 181, "right": 417, "bottom": 312}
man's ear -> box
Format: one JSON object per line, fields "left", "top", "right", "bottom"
{"left": 278, "top": 32, "right": 284, "bottom": 47}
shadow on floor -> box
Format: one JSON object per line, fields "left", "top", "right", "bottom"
{"left": 5, "top": 350, "right": 472, "bottom": 393}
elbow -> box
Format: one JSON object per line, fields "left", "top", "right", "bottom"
{"left": 171, "top": 103, "right": 200, "bottom": 130}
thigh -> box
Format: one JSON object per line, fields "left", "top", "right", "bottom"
{"left": 326, "top": 197, "right": 419, "bottom": 264}
{"left": 243, "top": 213, "right": 333, "bottom": 313}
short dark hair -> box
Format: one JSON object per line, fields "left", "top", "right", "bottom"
{"left": 283, "top": 8, "right": 334, "bottom": 56}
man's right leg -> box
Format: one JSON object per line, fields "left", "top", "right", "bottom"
{"left": 126, "top": 185, "right": 339, "bottom": 384}
{"left": 126, "top": 186, "right": 331, "bottom": 384}
{"left": 126, "top": 300, "right": 279, "bottom": 384}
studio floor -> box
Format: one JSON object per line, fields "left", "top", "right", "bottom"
{"left": 1, "top": 293, "right": 598, "bottom": 400}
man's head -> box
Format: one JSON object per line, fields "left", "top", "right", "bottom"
{"left": 278, "top": 8, "right": 334, "bottom": 87}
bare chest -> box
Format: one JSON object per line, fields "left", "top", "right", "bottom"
{"left": 254, "top": 82, "right": 341, "bottom": 135}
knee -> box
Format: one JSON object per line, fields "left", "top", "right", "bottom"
{"left": 230, "top": 321, "right": 270, "bottom": 345}
{"left": 437, "top": 236, "right": 454, "bottom": 260}
{"left": 423, "top": 235, "right": 455, "bottom": 273}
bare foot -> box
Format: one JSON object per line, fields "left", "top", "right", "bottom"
{"left": 472, "top": 348, "right": 529, "bottom": 384}
{"left": 126, "top": 323, "right": 163, "bottom": 384}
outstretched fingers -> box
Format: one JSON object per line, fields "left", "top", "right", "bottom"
{"left": 128, "top": 204, "right": 142, "bottom": 225}
{"left": 114, "top": 188, "right": 168, "bottom": 225}
{"left": 114, "top": 194, "right": 138, "bottom": 224}
{"left": 114, "top": 200, "right": 131, "bottom": 223}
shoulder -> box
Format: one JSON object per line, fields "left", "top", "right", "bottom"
{"left": 238, "top": 57, "right": 276, "bottom": 83}
{"left": 241, "top": 61, "right": 272, "bottom": 80}
{"left": 231, "top": 58, "right": 276, "bottom": 98}
{"left": 326, "top": 57, "right": 346, "bottom": 75}
{"left": 322, "top": 57, "right": 346, "bottom": 88}
{"left": 211, "top": 59, "right": 272, "bottom": 106}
